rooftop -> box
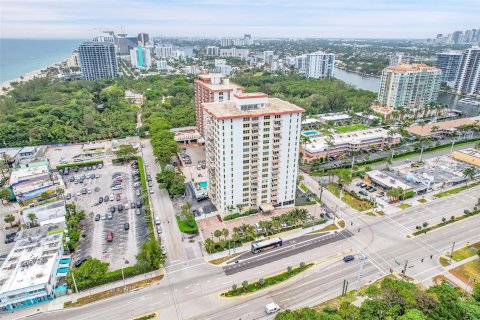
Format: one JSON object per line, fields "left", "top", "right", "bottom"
{"left": 302, "top": 117, "right": 320, "bottom": 125}
{"left": 0, "top": 223, "right": 65, "bottom": 294}
{"left": 203, "top": 97, "right": 305, "bottom": 120}
{"left": 318, "top": 113, "right": 352, "bottom": 121}
{"left": 367, "top": 170, "right": 412, "bottom": 190}
{"left": 303, "top": 128, "right": 399, "bottom": 153}
{"left": 383, "top": 63, "right": 441, "bottom": 74}
{"left": 406, "top": 118, "right": 477, "bottom": 137}
{"left": 9, "top": 161, "right": 50, "bottom": 185}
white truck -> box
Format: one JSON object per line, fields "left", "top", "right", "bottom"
{"left": 265, "top": 303, "right": 280, "bottom": 315}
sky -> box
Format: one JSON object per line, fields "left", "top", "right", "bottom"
{"left": 1, "top": 0, "right": 479, "bottom": 39}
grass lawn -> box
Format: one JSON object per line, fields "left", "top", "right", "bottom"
{"left": 176, "top": 215, "right": 198, "bottom": 234}
{"left": 300, "top": 184, "right": 309, "bottom": 193}
{"left": 64, "top": 275, "right": 163, "bottom": 308}
{"left": 132, "top": 313, "right": 158, "bottom": 320}
{"left": 209, "top": 253, "right": 242, "bottom": 265}
{"left": 435, "top": 181, "right": 480, "bottom": 198}
{"left": 451, "top": 241, "right": 480, "bottom": 262}
{"left": 222, "top": 263, "right": 313, "bottom": 297}
{"left": 417, "top": 198, "right": 427, "bottom": 203}
{"left": 327, "top": 183, "right": 374, "bottom": 212}
{"left": 309, "top": 223, "right": 339, "bottom": 233}
{"left": 335, "top": 124, "right": 369, "bottom": 133}
{"left": 398, "top": 203, "right": 411, "bottom": 209}
{"left": 338, "top": 219, "right": 346, "bottom": 228}
{"left": 449, "top": 259, "right": 480, "bottom": 285}
{"left": 439, "top": 256, "right": 451, "bottom": 267}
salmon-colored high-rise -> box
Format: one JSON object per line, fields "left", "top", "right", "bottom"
{"left": 194, "top": 72, "right": 243, "bottom": 135}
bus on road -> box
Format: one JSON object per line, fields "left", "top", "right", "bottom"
{"left": 251, "top": 237, "right": 283, "bottom": 254}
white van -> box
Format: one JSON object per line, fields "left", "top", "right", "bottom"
{"left": 265, "top": 303, "right": 280, "bottom": 314}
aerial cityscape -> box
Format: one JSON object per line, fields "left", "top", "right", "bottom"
{"left": 1, "top": 1, "right": 480, "bottom": 320}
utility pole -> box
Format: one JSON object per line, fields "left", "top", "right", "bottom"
{"left": 450, "top": 139, "right": 455, "bottom": 153}
{"left": 419, "top": 145, "right": 424, "bottom": 162}
{"left": 449, "top": 241, "right": 456, "bottom": 263}
{"left": 71, "top": 272, "right": 79, "bottom": 294}
{"left": 355, "top": 255, "right": 368, "bottom": 296}
{"left": 402, "top": 260, "right": 408, "bottom": 278}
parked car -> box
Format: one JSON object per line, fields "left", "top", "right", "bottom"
{"left": 109, "top": 194, "right": 115, "bottom": 201}
{"left": 110, "top": 206, "right": 116, "bottom": 213}
{"left": 90, "top": 174, "right": 95, "bottom": 179}
{"left": 74, "top": 256, "right": 91, "bottom": 268}
{"left": 106, "top": 212, "right": 113, "bottom": 220}
{"left": 81, "top": 188, "right": 87, "bottom": 194}
{"left": 124, "top": 223, "right": 130, "bottom": 230}
{"left": 149, "top": 188, "right": 154, "bottom": 194}
{"left": 157, "top": 225, "right": 162, "bottom": 234}
{"left": 98, "top": 164, "right": 103, "bottom": 169}
{"left": 69, "top": 176, "right": 75, "bottom": 182}
{"left": 135, "top": 208, "right": 141, "bottom": 215}
{"left": 124, "top": 203, "right": 129, "bottom": 210}
{"left": 106, "top": 232, "right": 113, "bottom": 242}
{"left": 136, "top": 189, "right": 141, "bottom": 196}
{"left": 104, "top": 195, "right": 109, "bottom": 202}
{"left": 116, "top": 194, "right": 121, "bottom": 201}
{"left": 87, "top": 188, "right": 92, "bottom": 194}
{"left": 112, "top": 185, "right": 123, "bottom": 191}
{"left": 118, "top": 204, "right": 123, "bottom": 211}
{"left": 66, "top": 193, "right": 71, "bottom": 200}
{"left": 155, "top": 216, "right": 161, "bottom": 225}
{"left": 101, "top": 213, "right": 106, "bottom": 220}
{"left": 265, "top": 303, "right": 281, "bottom": 315}
{"left": 95, "top": 214, "right": 100, "bottom": 221}
{"left": 161, "top": 245, "right": 167, "bottom": 255}
{"left": 136, "top": 199, "right": 142, "bottom": 208}
{"left": 326, "top": 212, "right": 334, "bottom": 219}
{"left": 131, "top": 202, "right": 136, "bottom": 209}
{"left": 98, "top": 196, "right": 103, "bottom": 204}
{"left": 359, "top": 190, "right": 368, "bottom": 196}
{"left": 95, "top": 173, "right": 100, "bottom": 178}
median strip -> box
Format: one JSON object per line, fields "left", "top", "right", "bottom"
{"left": 220, "top": 262, "right": 313, "bottom": 298}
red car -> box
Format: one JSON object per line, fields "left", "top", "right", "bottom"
{"left": 106, "top": 232, "right": 113, "bottom": 242}
{"left": 116, "top": 194, "right": 121, "bottom": 201}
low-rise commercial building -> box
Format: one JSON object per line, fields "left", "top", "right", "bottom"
{"left": 318, "top": 113, "right": 352, "bottom": 124}
{"left": 452, "top": 148, "right": 480, "bottom": 167}
{"left": 300, "top": 128, "right": 401, "bottom": 163}
{"left": 0, "top": 223, "right": 68, "bottom": 313}
{"left": 8, "top": 160, "right": 61, "bottom": 206}
{"left": 81, "top": 142, "right": 106, "bottom": 159}
{"left": 365, "top": 170, "right": 413, "bottom": 193}
{"left": 124, "top": 90, "right": 144, "bottom": 105}
{"left": 405, "top": 118, "right": 479, "bottom": 137}
{"left": 21, "top": 200, "right": 67, "bottom": 226}
{"left": 301, "top": 117, "right": 320, "bottom": 129}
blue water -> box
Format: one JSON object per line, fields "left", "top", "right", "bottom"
{"left": 199, "top": 181, "right": 208, "bottom": 189}
{"left": 302, "top": 130, "right": 319, "bottom": 136}
{"left": 0, "top": 39, "right": 83, "bottom": 82}
{"left": 59, "top": 258, "right": 71, "bottom": 264}
{"left": 57, "top": 267, "right": 69, "bottom": 273}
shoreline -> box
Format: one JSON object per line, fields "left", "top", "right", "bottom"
{"left": 0, "top": 60, "right": 66, "bottom": 95}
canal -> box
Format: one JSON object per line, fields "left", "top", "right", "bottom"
{"left": 334, "top": 68, "right": 480, "bottom": 117}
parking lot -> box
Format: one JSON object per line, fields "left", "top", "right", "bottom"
{"left": 63, "top": 161, "right": 149, "bottom": 271}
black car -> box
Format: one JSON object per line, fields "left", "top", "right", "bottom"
{"left": 90, "top": 174, "right": 95, "bottom": 179}
{"left": 95, "top": 214, "right": 101, "bottom": 221}
{"left": 124, "top": 223, "right": 130, "bottom": 230}
{"left": 118, "top": 204, "right": 123, "bottom": 211}
{"left": 74, "top": 255, "right": 91, "bottom": 268}
{"left": 359, "top": 190, "right": 368, "bottom": 196}
{"left": 69, "top": 176, "right": 75, "bottom": 182}
{"left": 136, "top": 199, "right": 142, "bottom": 208}
{"left": 104, "top": 195, "right": 109, "bottom": 202}
{"left": 98, "top": 196, "right": 103, "bottom": 204}
{"left": 131, "top": 202, "right": 136, "bottom": 209}
{"left": 110, "top": 206, "right": 116, "bottom": 213}
{"left": 74, "top": 167, "right": 79, "bottom": 172}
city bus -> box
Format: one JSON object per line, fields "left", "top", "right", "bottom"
{"left": 251, "top": 237, "right": 283, "bottom": 254}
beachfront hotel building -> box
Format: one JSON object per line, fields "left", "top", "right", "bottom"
{"left": 454, "top": 46, "right": 480, "bottom": 95}
{"left": 194, "top": 73, "right": 244, "bottom": 135}
{"left": 78, "top": 41, "right": 119, "bottom": 80}
{"left": 300, "top": 128, "right": 401, "bottom": 163}
{"left": 202, "top": 93, "right": 304, "bottom": 215}
{"left": 377, "top": 64, "right": 442, "bottom": 110}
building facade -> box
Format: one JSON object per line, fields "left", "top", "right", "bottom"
{"left": 263, "top": 51, "right": 274, "bottom": 65}
{"left": 454, "top": 46, "right": 480, "bottom": 96}
{"left": 389, "top": 53, "right": 412, "bottom": 66}
{"left": 206, "top": 46, "right": 219, "bottom": 56}
{"left": 300, "top": 128, "right": 401, "bottom": 163}
{"left": 130, "top": 44, "right": 152, "bottom": 69}
{"left": 203, "top": 94, "right": 304, "bottom": 215}
{"left": 304, "top": 51, "right": 335, "bottom": 79}
{"left": 0, "top": 223, "right": 67, "bottom": 313}
{"left": 155, "top": 46, "right": 173, "bottom": 58}
{"left": 78, "top": 41, "right": 119, "bottom": 80}
{"left": 194, "top": 73, "right": 244, "bottom": 135}
{"left": 435, "top": 51, "right": 462, "bottom": 85}
{"left": 377, "top": 64, "right": 442, "bottom": 110}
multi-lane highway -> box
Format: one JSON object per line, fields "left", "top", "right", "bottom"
{"left": 18, "top": 182, "right": 480, "bottom": 320}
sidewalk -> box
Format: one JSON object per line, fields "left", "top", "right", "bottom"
{"left": 4, "top": 270, "right": 163, "bottom": 320}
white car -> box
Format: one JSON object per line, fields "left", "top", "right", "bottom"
{"left": 149, "top": 188, "right": 154, "bottom": 194}
{"left": 265, "top": 303, "right": 280, "bottom": 315}
{"left": 155, "top": 216, "right": 161, "bottom": 225}
{"left": 109, "top": 194, "right": 114, "bottom": 201}
{"left": 161, "top": 245, "right": 167, "bottom": 255}
{"left": 124, "top": 203, "right": 129, "bottom": 210}
{"left": 112, "top": 185, "right": 123, "bottom": 191}
{"left": 87, "top": 188, "right": 92, "bottom": 194}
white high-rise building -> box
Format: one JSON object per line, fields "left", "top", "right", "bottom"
{"left": 263, "top": 51, "right": 274, "bottom": 65}
{"left": 203, "top": 93, "right": 304, "bottom": 216}
{"left": 130, "top": 45, "right": 152, "bottom": 69}
{"left": 220, "top": 38, "right": 233, "bottom": 47}
{"left": 295, "top": 54, "right": 307, "bottom": 74}
{"left": 78, "top": 41, "right": 119, "bottom": 80}
{"left": 215, "top": 64, "right": 232, "bottom": 76}
{"left": 454, "top": 46, "right": 480, "bottom": 96}
{"left": 435, "top": 51, "right": 462, "bottom": 86}
{"left": 305, "top": 51, "right": 335, "bottom": 79}
{"left": 155, "top": 46, "right": 173, "bottom": 58}
{"left": 390, "top": 53, "right": 412, "bottom": 66}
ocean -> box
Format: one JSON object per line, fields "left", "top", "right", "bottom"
{"left": 0, "top": 39, "right": 83, "bottom": 82}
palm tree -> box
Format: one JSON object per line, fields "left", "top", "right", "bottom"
{"left": 235, "top": 204, "right": 243, "bottom": 214}
{"left": 0, "top": 161, "right": 9, "bottom": 179}
{"left": 300, "top": 135, "right": 311, "bottom": 148}
{"left": 325, "top": 136, "right": 334, "bottom": 160}
{"left": 27, "top": 213, "right": 38, "bottom": 226}
{"left": 462, "top": 168, "right": 476, "bottom": 185}
{"left": 213, "top": 229, "right": 222, "bottom": 241}
{"left": 221, "top": 228, "right": 229, "bottom": 240}
{"left": 4, "top": 214, "right": 15, "bottom": 228}
{"left": 204, "top": 238, "right": 215, "bottom": 253}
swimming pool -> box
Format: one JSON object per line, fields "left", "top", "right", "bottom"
{"left": 302, "top": 130, "right": 319, "bottom": 137}
{"left": 57, "top": 267, "right": 69, "bottom": 274}
{"left": 199, "top": 181, "right": 208, "bottom": 189}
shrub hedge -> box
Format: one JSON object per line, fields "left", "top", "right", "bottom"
{"left": 56, "top": 160, "right": 103, "bottom": 170}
